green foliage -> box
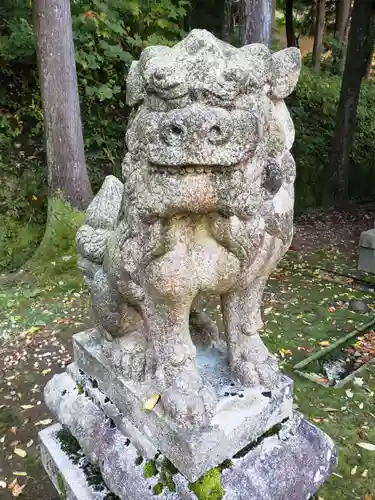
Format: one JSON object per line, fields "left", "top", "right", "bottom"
{"left": 1, "top": 0, "right": 188, "bottom": 272}
{"left": 0, "top": 217, "right": 43, "bottom": 272}
{"left": 289, "top": 65, "right": 375, "bottom": 212}
{"left": 189, "top": 467, "right": 224, "bottom": 500}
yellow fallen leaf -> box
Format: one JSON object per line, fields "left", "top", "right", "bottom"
{"left": 34, "top": 419, "right": 52, "bottom": 426}
{"left": 13, "top": 472, "right": 27, "bottom": 477}
{"left": 143, "top": 394, "right": 160, "bottom": 411}
{"left": 20, "top": 405, "right": 34, "bottom": 411}
{"left": 0, "top": 480, "right": 6, "bottom": 488}
{"left": 14, "top": 448, "right": 27, "bottom": 458}
{"left": 32, "top": 195, "right": 38, "bottom": 200}
{"left": 41, "top": 369, "right": 51, "bottom": 376}
{"left": 26, "top": 440, "right": 33, "bottom": 448}
{"left": 319, "top": 341, "right": 330, "bottom": 347}
{"left": 26, "top": 326, "right": 40, "bottom": 336}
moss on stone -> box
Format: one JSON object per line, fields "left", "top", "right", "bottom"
{"left": 152, "top": 482, "right": 164, "bottom": 495}
{"left": 160, "top": 457, "right": 177, "bottom": 492}
{"left": 143, "top": 459, "right": 158, "bottom": 478}
{"left": 77, "top": 383, "right": 84, "bottom": 395}
{"left": 26, "top": 196, "right": 85, "bottom": 282}
{"left": 189, "top": 467, "right": 224, "bottom": 500}
{"left": 56, "top": 426, "right": 110, "bottom": 494}
{"left": 57, "top": 473, "right": 67, "bottom": 500}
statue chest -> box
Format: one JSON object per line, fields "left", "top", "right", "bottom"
{"left": 145, "top": 217, "right": 241, "bottom": 298}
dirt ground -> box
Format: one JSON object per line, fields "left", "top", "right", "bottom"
{"left": 1, "top": 205, "right": 375, "bottom": 500}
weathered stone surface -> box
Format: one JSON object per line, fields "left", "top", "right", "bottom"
{"left": 40, "top": 411, "right": 337, "bottom": 500}
{"left": 45, "top": 331, "right": 293, "bottom": 482}
{"left": 75, "top": 28, "right": 301, "bottom": 430}
{"left": 358, "top": 226, "right": 375, "bottom": 273}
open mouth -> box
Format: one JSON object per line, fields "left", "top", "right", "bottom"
{"left": 149, "top": 164, "right": 238, "bottom": 175}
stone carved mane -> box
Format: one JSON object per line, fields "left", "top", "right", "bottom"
{"left": 76, "top": 30, "right": 301, "bottom": 428}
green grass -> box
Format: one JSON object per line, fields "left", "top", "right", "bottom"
{"left": 260, "top": 250, "right": 375, "bottom": 500}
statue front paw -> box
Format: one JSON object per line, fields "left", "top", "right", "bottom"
{"left": 161, "top": 370, "right": 217, "bottom": 428}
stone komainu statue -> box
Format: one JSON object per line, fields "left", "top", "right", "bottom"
{"left": 76, "top": 30, "right": 301, "bottom": 428}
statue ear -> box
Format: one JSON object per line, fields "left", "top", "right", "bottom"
{"left": 271, "top": 47, "right": 301, "bottom": 99}
{"left": 126, "top": 61, "right": 145, "bottom": 107}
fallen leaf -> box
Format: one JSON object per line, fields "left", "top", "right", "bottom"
{"left": 143, "top": 394, "right": 160, "bottom": 411}
{"left": 0, "top": 480, "right": 6, "bottom": 488}
{"left": 323, "top": 408, "right": 339, "bottom": 412}
{"left": 359, "top": 402, "right": 364, "bottom": 410}
{"left": 312, "top": 418, "right": 322, "bottom": 423}
{"left": 319, "top": 341, "right": 330, "bottom": 347}
{"left": 353, "top": 377, "right": 364, "bottom": 387}
{"left": 20, "top": 405, "right": 34, "bottom": 411}
{"left": 26, "top": 440, "right": 33, "bottom": 448}
{"left": 8, "top": 479, "right": 17, "bottom": 489}
{"left": 40, "top": 369, "right": 51, "bottom": 376}
{"left": 34, "top": 419, "right": 52, "bottom": 426}
{"left": 362, "top": 469, "right": 369, "bottom": 478}
{"left": 351, "top": 465, "right": 357, "bottom": 475}
{"left": 328, "top": 306, "right": 336, "bottom": 313}
{"left": 13, "top": 472, "right": 27, "bottom": 477}
{"left": 14, "top": 448, "right": 27, "bottom": 458}
{"left": 9, "top": 427, "right": 17, "bottom": 435}
{"left": 357, "top": 442, "right": 375, "bottom": 451}
{"left": 345, "top": 389, "right": 354, "bottom": 399}
{"left": 264, "top": 307, "right": 273, "bottom": 315}
{"left": 11, "top": 482, "right": 26, "bottom": 497}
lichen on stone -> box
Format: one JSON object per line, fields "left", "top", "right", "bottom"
{"left": 189, "top": 467, "right": 225, "bottom": 500}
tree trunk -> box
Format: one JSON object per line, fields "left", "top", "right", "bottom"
{"left": 285, "top": 0, "right": 296, "bottom": 47}
{"left": 324, "top": 0, "right": 375, "bottom": 207}
{"left": 364, "top": 11, "right": 375, "bottom": 79}
{"left": 335, "top": 0, "right": 351, "bottom": 72}
{"left": 241, "top": 0, "right": 273, "bottom": 47}
{"left": 33, "top": 0, "right": 92, "bottom": 211}
{"left": 222, "top": 0, "right": 232, "bottom": 42}
{"left": 312, "top": 0, "right": 326, "bottom": 72}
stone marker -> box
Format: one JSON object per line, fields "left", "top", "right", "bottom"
{"left": 40, "top": 29, "right": 337, "bottom": 500}
{"left": 358, "top": 224, "right": 375, "bottom": 274}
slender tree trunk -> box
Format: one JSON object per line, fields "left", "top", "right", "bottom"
{"left": 241, "top": 0, "right": 273, "bottom": 47}
{"left": 312, "top": 0, "right": 326, "bottom": 72}
{"left": 33, "top": 0, "right": 92, "bottom": 211}
{"left": 338, "top": 4, "right": 352, "bottom": 73}
{"left": 335, "top": 0, "right": 351, "bottom": 72}
{"left": 222, "top": 0, "right": 232, "bottom": 42}
{"left": 324, "top": 0, "right": 375, "bottom": 207}
{"left": 364, "top": 11, "right": 375, "bottom": 79}
{"left": 285, "top": 0, "right": 296, "bottom": 47}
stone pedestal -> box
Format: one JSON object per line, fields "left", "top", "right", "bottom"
{"left": 40, "top": 329, "right": 337, "bottom": 500}
{"left": 358, "top": 226, "right": 375, "bottom": 274}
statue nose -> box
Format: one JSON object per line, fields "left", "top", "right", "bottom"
{"left": 160, "top": 115, "right": 231, "bottom": 146}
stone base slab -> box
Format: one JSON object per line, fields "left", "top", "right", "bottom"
{"left": 72, "top": 329, "right": 293, "bottom": 481}
{"left": 39, "top": 413, "right": 338, "bottom": 500}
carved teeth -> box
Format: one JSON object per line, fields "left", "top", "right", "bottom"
{"left": 150, "top": 164, "right": 235, "bottom": 175}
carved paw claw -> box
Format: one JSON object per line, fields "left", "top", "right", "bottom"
{"left": 161, "top": 370, "right": 217, "bottom": 428}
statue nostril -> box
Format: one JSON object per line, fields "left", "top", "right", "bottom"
{"left": 207, "top": 124, "right": 228, "bottom": 144}
{"left": 161, "top": 122, "right": 185, "bottom": 146}
{"left": 170, "top": 124, "right": 184, "bottom": 136}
